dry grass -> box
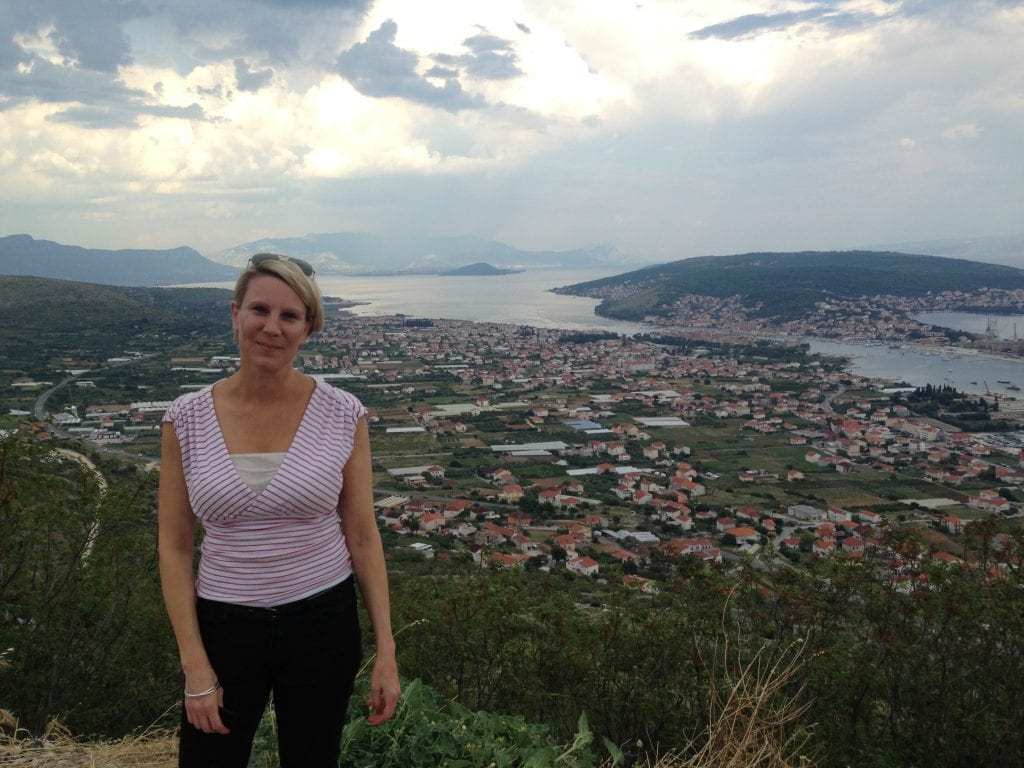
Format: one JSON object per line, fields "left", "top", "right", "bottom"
{"left": 627, "top": 607, "right": 818, "bottom": 768}
{"left": 0, "top": 710, "right": 176, "bottom": 767}
{"left": 646, "top": 645, "right": 815, "bottom": 768}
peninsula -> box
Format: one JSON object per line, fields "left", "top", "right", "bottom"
{"left": 555, "top": 250, "right": 1024, "bottom": 357}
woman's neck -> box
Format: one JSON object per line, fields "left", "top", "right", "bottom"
{"left": 223, "top": 367, "right": 310, "bottom": 404}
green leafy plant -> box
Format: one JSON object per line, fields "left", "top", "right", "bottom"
{"left": 338, "top": 678, "right": 622, "bottom": 768}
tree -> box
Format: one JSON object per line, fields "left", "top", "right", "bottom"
{"left": 0, "top": 433, "right": 178, "bottom": 737}
{"left": 550, "top": 542, "right": 568, "bottom": 564}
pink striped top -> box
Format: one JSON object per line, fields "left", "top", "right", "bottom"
{"left": 163, "top": 379, "right": 366, "bottom": 607}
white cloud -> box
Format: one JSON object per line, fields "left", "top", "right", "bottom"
{"left": 14, "top": 26, "right": 64, "bottom": 66}
{"left": 0, "top": 0, "right": 1020, "bottom": 258}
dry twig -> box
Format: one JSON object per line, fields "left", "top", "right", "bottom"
{"left": 622, "top": 589, "right": 818, "bottom": 768}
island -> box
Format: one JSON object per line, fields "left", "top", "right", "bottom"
{"left": 440, "top": 262, "right": 523, "bottom": 276}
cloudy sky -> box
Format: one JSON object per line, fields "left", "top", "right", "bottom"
{"left": 1, "top": 0, "right": 1021, "bottom": 262}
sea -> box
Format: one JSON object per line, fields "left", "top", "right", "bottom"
{"left": 191, "top": 268, "right": 1024, "bottom": 397}
{"left": 318, "top": 269, "right": 642, "bottom": 335}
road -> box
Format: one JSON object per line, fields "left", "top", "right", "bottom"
{"left": 32, "top": 349, "right": 188, "bottom": 469}
{"left": 33, "top": 372, "right": 79, "bottom": 424}
{"left": 34, "top": 353, "right": 159, "bottom": 427}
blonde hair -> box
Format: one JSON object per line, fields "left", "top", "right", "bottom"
{"left": 233, "top": 253, "right": 324, "bottom": 333}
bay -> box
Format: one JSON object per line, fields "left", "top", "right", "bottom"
{"left": 316, "top": 268, "right": 648, "bottom": 335}
{"left": 806, "top": 340, "right": 1024, "bottom": 396}
{"left": 914, "top": 310, "right": 1024, "bottom": 341}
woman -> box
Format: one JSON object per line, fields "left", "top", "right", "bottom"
{"left": 159, "top": 253, "right": 399, "bottom": 767}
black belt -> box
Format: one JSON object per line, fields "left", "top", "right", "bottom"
{"left": 197, "top": 577, "right": 352, "bottom": 619}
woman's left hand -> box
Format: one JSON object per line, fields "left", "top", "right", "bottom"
{"left": 365, "top": 654, "right": 400, "bottom": 725}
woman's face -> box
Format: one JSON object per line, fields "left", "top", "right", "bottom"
{"left": 231, "top": 273, "right": 312, "bottom": 370}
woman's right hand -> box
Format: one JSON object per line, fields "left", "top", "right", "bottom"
{"left": 183, "top": 670, "right": 230, "bottom": 734}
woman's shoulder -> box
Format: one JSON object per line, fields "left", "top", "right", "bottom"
{"left": 311, "top": 378, "right": 367, "bottom": 415}
{"left": 163, "top": 384, "right": 215, "bottom": 421}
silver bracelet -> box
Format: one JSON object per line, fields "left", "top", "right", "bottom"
{"left": 184, "top": 681, "right": 220, "bottom": 698}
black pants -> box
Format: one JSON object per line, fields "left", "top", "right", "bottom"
{"left": 179, "top": 578, "right": 363, "bottom": 768}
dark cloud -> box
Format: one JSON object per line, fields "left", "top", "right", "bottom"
{"left": 689, "top": 7, "right": 878, "bottom": 40}
{"left": 0, "top": 0, "right": 35, "bottom": 69}
{"left": 48, "top": 1, "right": 140, "bottom": 71}
{"left": 234, "top": 58, "right": 274, "bottom": 92}
{"left": 456, "top": 31, "right": 522, "bottom": 79}
{"left": 0, "top": 0, "right": 334, "bottom": 127}
{"left": 0, "top": 36, "right": 27, "bottom": 70}
{"left": 0, "top": 0, "right": 147, "bottom": 125}
{"left": 0, "top": 57, "right": 144, "bottom": 107}
{"left": 46, "top": 101, "right": 203, "bottom": 129}
{"left": 195, "top": 83, "right": 228, "bottom": 99}
{"left": 515, "top": 22, "right": 531, "bottom": 35}
{"left": 0, "top": 0, "right": 144, "bottom": 72}
{"left": 690, "top": 0, "right": 1023, "bottom": 41}
{"left": 463, "top": 32, "right": 512, "bottom": 54}
{"left": 424, "top": 65, "right": 460, "bottom": 80}
{"left": 429, "top": 30, "right": 523, "bottom": 81}
{"left": 336, "top": 19, "right": 486, "bottom": 111}
{"left": 0, "top": 52, "right": 205, "bottom": 128}
{"left": 432, "top": 48, "right": 520, "bottom": 80}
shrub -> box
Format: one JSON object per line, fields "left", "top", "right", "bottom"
{"left": 339, "top": 678, "right": 622, "bottom": 768}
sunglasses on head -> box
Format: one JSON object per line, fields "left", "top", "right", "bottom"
{"left": 249, "top": 252, "right": 315, "bottom": 277}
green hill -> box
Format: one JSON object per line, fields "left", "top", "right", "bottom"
{"left": 557, "top": 250, "right": 1024, "bottom": 321}
{"left": 0, "top": 276, "right": 231, "bottom": 367}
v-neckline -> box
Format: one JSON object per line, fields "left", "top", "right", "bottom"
{"left": 207, "top": 380, "right": 319, "bottom": 497}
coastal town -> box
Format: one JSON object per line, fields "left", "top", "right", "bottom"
{"left": 602, "top": 284, "right": 1024, "bottom": 356}
{"left": 16, "top": 296, "right": 1024, "bottom": 592}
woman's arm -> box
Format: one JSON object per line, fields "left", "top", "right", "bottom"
{"left": 340, "top": 417, "right": 400, "bottom": 725}
{"left": 158, "top": 423, "right": 228, "bottom": 734}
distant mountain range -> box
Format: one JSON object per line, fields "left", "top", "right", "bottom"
{"left": 210, "top": 233, "right": 624, "bottom": 273}
{"left": 2, "top": 231, "right": 1021, "bottom": 290}
{"left": 557, "top": 250, "right": 1024, "bottom": 321}
{"left": 0, "top": 234, "right": 238, "bottom": 286}
{"left": 859, "top": 235, "right": 1024, "bottom": 268}
{"left": 0, "top": 233, "right": 626, "bottom": 285}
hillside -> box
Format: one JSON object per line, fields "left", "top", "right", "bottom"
{"left": 0, "top": 276, "right": 231, "bottom": 366}
{"left": 556, "top": 250, "right": 1024, "bottom": 321}
{"left": 0, "top": 277, "right": 231, "bottom": 332}
{"left": 0, "top": 234, "right": 238, "bottom": 286}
